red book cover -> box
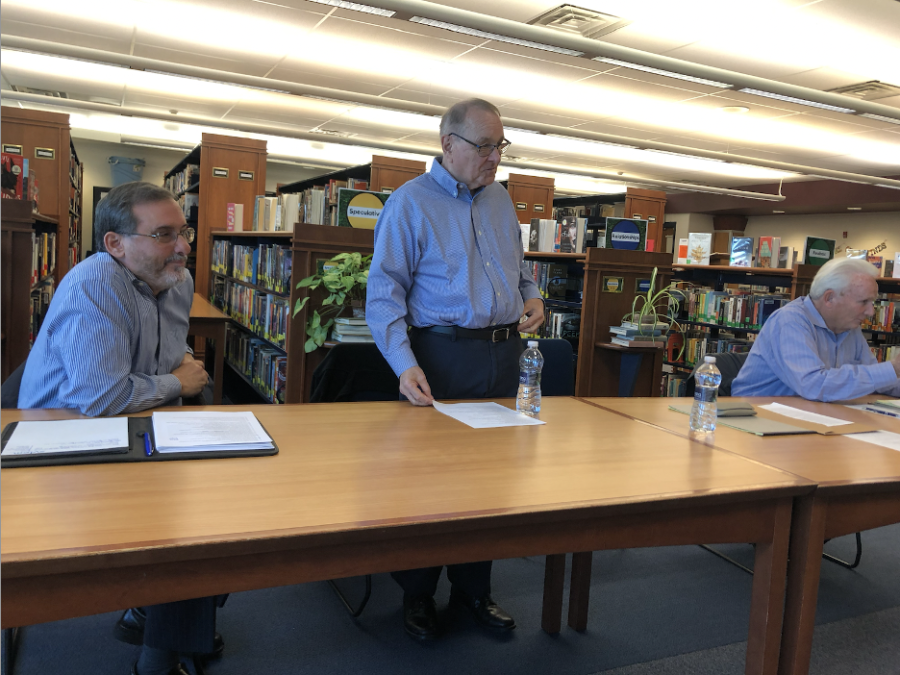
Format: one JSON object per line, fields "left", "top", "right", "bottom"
{"left": 1, "top": 153, "right": 25, "bottom": 199}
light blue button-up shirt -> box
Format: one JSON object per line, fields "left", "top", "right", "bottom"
{"left": 366, "top": 157, "right": 541, "bottom": 377}
{"left": 20, "top": 252, "right": 192, "bottom": 416}
{"left": 732, "top": 296, "right": 900, "bottom": 401}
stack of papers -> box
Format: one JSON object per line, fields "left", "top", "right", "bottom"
{"left": 1, "top": 418, "right": 130, "bottom": 458}
{"left": 152, "top": 411, "right": 274, "bottom": 453}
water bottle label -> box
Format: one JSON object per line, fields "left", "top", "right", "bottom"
{"left": 694, "top": 387, "right": 718, "bottom": 404}
{"left": 519, "top": 370, "right": 541, "bottom": 387}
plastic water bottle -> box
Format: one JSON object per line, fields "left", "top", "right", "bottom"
{"left": 517, "top": 341, "right": 544, "bottom": 418}
{"left": 690, "top": 355, "right": 722, "bottom": 434}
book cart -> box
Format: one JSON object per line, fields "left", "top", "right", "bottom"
{"left": 1, "top": 108, "right": 83, "bottom": 381}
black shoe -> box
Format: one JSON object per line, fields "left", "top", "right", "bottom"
{"left": 115, "top": 608, "right": 225, "bottom": 658}
{"left": 131, "top": 663, "right": 192, "bottom": 675}
{"left": 449, "top": 589, "right": 516, "bottom": 633}
{"left": 402, "top": 594, "right": 439, "bottom": 641}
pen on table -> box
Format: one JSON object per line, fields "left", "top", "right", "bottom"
{"left": 865, "top": 406, "right": 900, "bottom": 419}
{"left": 143, "top": 432, "right": 154, "bottom": 456}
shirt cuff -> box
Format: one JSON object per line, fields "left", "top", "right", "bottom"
{"left": 161, "top": 373, "right": 184, "bottom": 401}
{"left": 522, "top": 289, "right": 544, "bottom": 302}
{"left": 386, "top": 347, "right": 419, "bottom": 379}
{"left": 872, "top": 361, "right": 900, "bottom": 392}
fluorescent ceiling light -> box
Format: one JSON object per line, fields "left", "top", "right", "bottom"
{"left": 144, "top": 70, "right": 290, "bottom": 94}
{"left": 409, "top": 17, "right": 585, "bottom": 57}
{"left": 593, "top": 57, "right": 732, "bottom": 89}
{"left": 875, "top": 183, "right": 900, "bottom": 190}
{"left": 546, "top": 133, "right": 638, "bottom": 150}
{"left": 304, "top": 0, "right": 394, "bottom": 17}
{"left": 738, "top": 88, "right": 856, "bottom": 114}
{"left": 645, "top": 148, "right": 724, "bottom": 162}
{"left": 858, "top": 113, "right": 900, "bottom": 126}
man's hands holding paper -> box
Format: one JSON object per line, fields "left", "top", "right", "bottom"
{"left": 400, "top": 366, "right": 434, "bottom": 406}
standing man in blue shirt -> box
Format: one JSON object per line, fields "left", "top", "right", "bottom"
{"left": 367, "top": 98, "right": 544, "bottom": 641}
{"left": 19, "top": 182, "right": 220, "bottom": 675}
{"left": 733, "top": 257, "right": 900, "bottom": 400}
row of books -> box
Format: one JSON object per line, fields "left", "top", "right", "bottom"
{"left": 224, "top": 325, "right": 287, "bottom": 404}
{"left": 861, "top": 253, "right": 900, "bottom": 278}
{"left": 180, "top": 193, "right": 199, "bottom": 221}
{"left": 330, "top": 317, "right": 374, "bottom": 344}
{"left": 31, "top": 231, "right": 57, "bottom": 285}
{"left": 296, "top": 177, "right": 369, "bottom": 226}
{"left": 211, "top": 240, "right": 293, "bottom": 294}
{"left": 521, "top": 218, "right": 587, "bottom": 254}
{"left": 541, "top": 309, "right": 580, "bottom": 343}
{"left": 524, "top": 260, "right": 581, "bottom": 301}
{"left": 164, "top": 163, "right": 199, "bottom": 195}
{"left": 245, "top": 194, "right": 301, "bottom": 232}
{"left": 218, "top": 281, "right": 289, "bottom": 349}
{"left": 676, "top": 329, "right": 753, "bottom": 368}
{"left": 678, "top": 288, "right": 786, "bottom": 330}
{"left": 863, "top": 300, "right": 898, "bottom": 334}
{"left": 28, "top": 279, "right": 55, "bottom": 348}
{"left": 661, "top": 371, "right": 690, "bottom": 397}
{"left": 870, "top": 342, "right": 900, "bottom": 363}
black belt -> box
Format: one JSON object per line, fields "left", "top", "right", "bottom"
{"left": 417, "top": 323, "right": 518, "bottom": 342}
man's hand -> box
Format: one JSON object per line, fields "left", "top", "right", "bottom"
{"left": 890, "top": 351, "right": 900, "bottom": 379}
{"left": 173, "top": 356, "right": 209, "bottom": 397}
{"left": 518, "top": 297, "right": 545, "bottom": 334}
{"left": 400, "top": 366, "right": 434, "bottom": 406}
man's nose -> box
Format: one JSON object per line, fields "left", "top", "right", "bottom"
{"left": 175, "top": 234, "right": 191, "bottom": 255}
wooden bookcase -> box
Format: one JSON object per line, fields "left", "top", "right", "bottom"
{"left": 1, "top": 201, "right": 58, "bottom": 381}
{"left": 507, "top": 173, "right": 554, "bottom": 223}
{"left": 2, "top": 107, "right": 80, "bottom": 282}
{"left": 624, "top": 187, "right": 666, "bottom": 250}
{"left": 163, "top": 132, "right": 268, "bottom": 298}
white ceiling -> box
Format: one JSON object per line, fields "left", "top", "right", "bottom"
{"left": 1, "top": 0, "right": 899, "bottom": 197}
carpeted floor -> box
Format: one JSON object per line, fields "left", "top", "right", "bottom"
{"left": 5, "top": 524, "right": 899, "bottom": 675}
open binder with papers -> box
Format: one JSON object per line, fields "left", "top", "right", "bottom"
{"left": 1, "top": 411, "right": 278, "bottom": 468}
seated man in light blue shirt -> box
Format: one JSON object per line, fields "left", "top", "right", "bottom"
{"left": 732, "top": 257, "right": 900, "bottom": 401}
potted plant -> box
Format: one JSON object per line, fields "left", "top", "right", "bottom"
{"left": 621, "top": 266, "right": 686, "bottom": 360}
{"left": 293, "top": 252, "right": 372, "bottom": 353}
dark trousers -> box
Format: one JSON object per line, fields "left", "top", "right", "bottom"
{"left": 144, "top": 598, "right": 217, "bottom": 653}
{"left": 392, "top": 327, "right": 523, "bottom": 598}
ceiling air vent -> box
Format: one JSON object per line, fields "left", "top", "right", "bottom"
{"left": 528, "top": 5, "right": 631, "bottom": 39}
{"left": 310, "top": 128, "right": 356, "bottom": 139}
{"left": 11, "top": 85, "right": 68, "bottom": 98}
{"left": 827, "top": 80, "right": 900, "bottom": 101}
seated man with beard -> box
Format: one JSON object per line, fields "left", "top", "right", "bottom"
{"left": 19, "top": 181, "right": 218, "bottom": 675}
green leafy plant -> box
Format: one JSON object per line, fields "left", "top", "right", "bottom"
{"left": 293, "top": 252, "right": 372, "bottom": 353}
{"left": 622, "top": 266, "right": 685, "bottom": 360}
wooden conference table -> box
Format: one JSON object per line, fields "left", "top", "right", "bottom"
{"left": 587, "top": 396, "right": 900, "bottom": 675}
{"left": 1, "top": 398, "right": 813, "bottom": 675}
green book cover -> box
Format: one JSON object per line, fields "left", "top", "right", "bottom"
{"left": 804, "top": 236, "right": 835, "bottom": 266}
{"left": 336, "top": 188, "right": 390, "bottom": 229}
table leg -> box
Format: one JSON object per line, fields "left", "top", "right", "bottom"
{"left": 568, "top": 551, "right": 593, "bottom": 632}
{"left": 541, "top": 553, "right": 566, "bottom": 634}
{"left": 211, "top": 324, "right": 225, "bottom": 405}
{"left": 745, "top": 498, "right": 792, "bottom": 675}
{"left": 778, "top": 494, "right": 827, "bottom": 675}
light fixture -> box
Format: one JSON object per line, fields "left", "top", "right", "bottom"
{"left": 645, "top": 148, "right": 724, "bottom": 162}
{"left": 847, "top": 206, "right": 863, "bottom": 210}
{"left": 409, "top": 17, "right": 585, "bottom": 57}
{"left": 718, "top": 106, "right": 750, "bottom": 114}
{"left": 773, "top": 210, "right": 785, "bottom": 214}
{"left": 303, "top": 0, "right": 395, "bottom": 17}
{"left": 875, "top": 183, "right": 900, "bottom": 190}
{"left": 593, "top": 57, "right": 732, "bottom": 89}
{"left": 545, "top": 133, "right": 639, "bottom": 149}
{"left": 144, "top": 70, "right": 290, "bottom": 94}
{"left": 858, "top": 113, "right": 900, "bottom": 125}
{"left": 738, "top": 88, "right": 856, "bottom": 114}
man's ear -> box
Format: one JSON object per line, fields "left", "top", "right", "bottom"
{"left": 104, "top": 231, "right": 127, "bottom": 260}
{"left": 440, "top": 133, "right": 454, "bottom": 156}
{"left": 821, "top": 289, "right": 836, "bottom": 305}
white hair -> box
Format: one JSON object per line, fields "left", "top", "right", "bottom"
{"left": 809, "top": 257, "right": 878, "bottom": 300}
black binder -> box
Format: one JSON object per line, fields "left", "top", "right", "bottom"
{"left": 1, "top": 416, "right": 279, "bottom": 468}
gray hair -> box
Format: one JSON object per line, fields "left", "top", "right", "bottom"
{"left": 94, "top": 182, "right": 177, "bottom": 253}
{"left": 809, "top": 256, "right": 878, "bottom": 299}
{"left": 439, "top": 98, "right": 502, "bottom": 137}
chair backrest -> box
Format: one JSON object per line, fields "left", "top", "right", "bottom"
{"left": 523, "top": 338, "right": 575, "bottom": 396}
{"left": 310, "top": 343, "right": 400, "bottom": 403}
{"left": 687, "top": 351, "right": 750, "bottom": 397}
{"left": 1, "top": 361, "right": 27, "bottom": 409}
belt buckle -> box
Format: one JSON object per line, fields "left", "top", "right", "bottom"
{"left": 491, "top": 327, "right": 509, "bottom": 342}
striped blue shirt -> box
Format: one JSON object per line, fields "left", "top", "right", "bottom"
{"left": 366, "top": 157, "right": 541, "bottom": 376}
{"left": 20, "top": 252, "right": 193, "bottom": 416}
{"left": 732, "top": 296, "right": 900, "bottom": 401}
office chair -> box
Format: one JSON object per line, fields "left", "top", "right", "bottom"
{"left": 523, "top": 338, "right": 575, "bottom": 397}
{"left": 310, "top": 343, "right": 400, "bottom": 617}
{"left": 689, "top": 350, "right": 862, "bottom": 574}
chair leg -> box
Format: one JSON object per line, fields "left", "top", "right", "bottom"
{"left": 822, "top": 532, "right": 862, "bottom": 570}
{"left": 2, "top": 627, "right": 22, "bottom": 675}
{"left": 698, "top": 544, "right": 754, "bottom": 575}
{"left": 327, "top": 575, "right": 373, "bottom": 618}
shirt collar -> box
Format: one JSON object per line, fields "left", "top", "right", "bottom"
{"left": 429, "top": 156, "right": 485, "bottom": 200}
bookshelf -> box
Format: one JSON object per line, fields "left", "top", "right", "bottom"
{"left": 506, "top": 174, "right": 554, "bottom": 223}
{"left": 67, "top": 138, "right": 84, "bottom": 270}
{"left": 1, "top": 201, "right": 58, "bottom": 381}
{"left": 163, "top": 133, "right": 268, "bottom": 298}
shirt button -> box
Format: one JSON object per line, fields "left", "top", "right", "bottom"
{"left": 486, "top": 261, "right": 491, "bottom": 266}
{"left": 497, "top": 292, "right": 501, "bottom": 297}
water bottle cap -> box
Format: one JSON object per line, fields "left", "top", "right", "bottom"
{"left": 527, "top": 340, "right": 538, "bottom": 348}
{"left": 704, "top": 355, "right": 716, "bottom": 363}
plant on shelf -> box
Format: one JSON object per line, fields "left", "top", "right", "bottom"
{"left": 293, "top": 252, "right": 372, "bottom": 353}
{"left": 621, "top": 266, "right": 686, "bottom": 361}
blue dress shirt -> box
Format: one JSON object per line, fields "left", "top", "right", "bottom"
{"left": 366, "top": 157, "right": 541, "bottom": 376}
{"left": 732, "top": 296, "right": 900, "bottom": 401}
{"left": 20, "top": 252, "right": 193, "bottom": 416}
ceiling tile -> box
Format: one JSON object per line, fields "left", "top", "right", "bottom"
{"left": 663, "top": 41, "right": 822, "bottom": 83}
{"left": 267, "top": 64, "right": 404, "bottom": 97}
{"left": 1, "top": 5, "right": 136, "bottom": 41}
{"left": 132, "top": 44, "right": 278, "bottom": 78}
{"left": 497, "top": 103, "right": 595, "bottom": 129}
{"left": 0, "top": 20, "right": 134, "bottom": 54}
{"left": 419, "top": 0, "right": 556, "bottom": 22}
{"left": 778, "top": 66, "right": 871, "bottom": 92}
{"left": 123, "top": 92, "right": 236, "bottom": 118}
{"left": 597, "top": 26, "right": 695, "bottom": 56}
{"left": 378, "top": 88, "right": 464, "bottom": 110}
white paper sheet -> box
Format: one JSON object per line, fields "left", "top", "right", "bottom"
{"left": 1, "top": 418, "right": 129, "bottom": 456}
{"left": 151, "top": 411, "right": 274, "bottom": 453}
{"left": 759, "top": 402, "right": 852, "bottom": 427}
{"left": 847, "top": 431, "right": 900, "bottom": 452}
{"left": 432, "top": 401, "right": 545, "bottom": 429}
